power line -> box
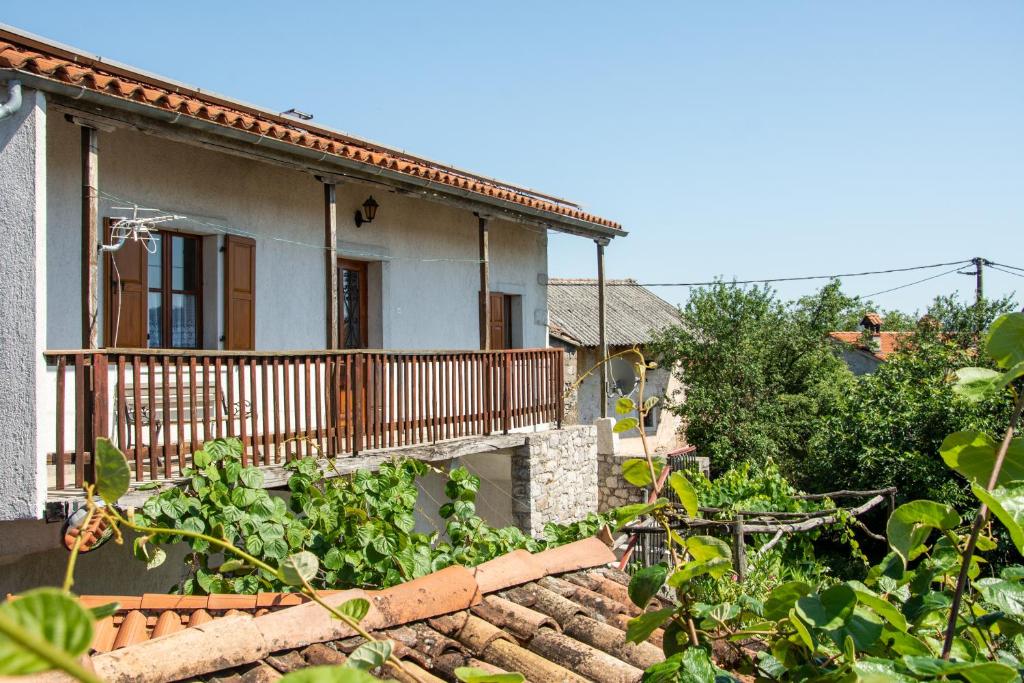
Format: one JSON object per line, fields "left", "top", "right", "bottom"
{"left": 990, "top": 262, "right": 1024, "bottom": 274}
{"left": 989, "top": 264, "right": 1024, "bottom": 280}
{"left": 859, "top": 265, "right": 966, "bottom": 298}
{"left": 554, "top": 259, "right": 973, "bottom": 287}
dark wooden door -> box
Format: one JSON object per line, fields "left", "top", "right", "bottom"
{"left": 104, "top": 220, "right": 149, "bottom": 348}
{"left": 489, "top": 293, "right": 511, "bottom": 350}
{"left": 224, "top": 235, "right": 256, "bottom": 350}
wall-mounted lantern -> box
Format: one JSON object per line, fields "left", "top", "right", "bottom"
{"left": 354, "top": 196, "right": 379, "bottom": 228}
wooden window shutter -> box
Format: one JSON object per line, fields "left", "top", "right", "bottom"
{"left": 104, "top": 220, "right": 148, "bottom": 348}
{"left": 224, "top": 235, "right": 256, "bottom": 350}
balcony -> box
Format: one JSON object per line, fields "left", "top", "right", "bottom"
{"left": 44, "top": 348, "right": 564, "bottom": 496}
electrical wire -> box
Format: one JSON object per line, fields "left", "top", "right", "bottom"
{"left": 859, "top": 265, "right": 966, "bottom": 298}
{"left": 989, "top": 264, "right": 1024, "bottom": 280}
{"left": 990, "top": 262, "right": 1024, "bottom": 274}
{"left": 551, "top": 259, "right": 974, "bottom": 288}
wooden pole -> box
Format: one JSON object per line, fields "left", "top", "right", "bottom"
{"left": 81, "top": 126, "right": 99, "bottom": 349}
{"left": 596, "top": 239, "right": 608, "bottom": 418}
{"left": 478, "top": 215, "right": 490, "bottom": 350}
{"left": 323, "top": 183, "right": 339, "bottom": 349}
{"left": 733, "top": 513, "right": 747, "bottom": 581}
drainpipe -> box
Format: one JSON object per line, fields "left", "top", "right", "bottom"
{"left": 0, "top": 79, "right": 23, "bottom": 121}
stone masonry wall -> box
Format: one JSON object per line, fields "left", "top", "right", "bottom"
{"left": 598, "top": 452, "right": 647, "bottom": 512}
{"left": 511, "top": 425, "right": 597, "bottom": 536}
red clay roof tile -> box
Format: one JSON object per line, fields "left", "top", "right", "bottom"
{"left": 0, "top": 31, "right": 620, "bottom": 232}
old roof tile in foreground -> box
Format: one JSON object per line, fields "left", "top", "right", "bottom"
{"left": 68, "top": 537, "right": 672, "bottom": 682}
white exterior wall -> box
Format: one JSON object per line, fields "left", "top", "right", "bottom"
{"left": 44, "top": 116, "right": 548, "bottom": 352}
{"left": 0, "top": 87, "right": 47, "bottom": 520}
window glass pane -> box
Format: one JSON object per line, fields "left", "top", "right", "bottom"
{"left": 172, "top": 235, "right": 199, "bottom": 290}
{"left": 147, "top": 234, "right": 162, "bottom": 286}
{"left": 171, "top": 293, "right": 198, "bottom": 348}
{"left": 342, "top": 268, "right": 362, "bottom": 349}
{"left": 148, "top": 291, "right": 163, "bottom": 348}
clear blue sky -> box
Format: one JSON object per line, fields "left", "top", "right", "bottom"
{"left": 6, "top": 2, "right": 1022, "bottom": 313}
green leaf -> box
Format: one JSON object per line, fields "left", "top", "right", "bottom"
{"left": 789, "top": 609, "right": 816, "bottom": 651}
{"left": 849, "top": 660, "right": 916, "bottom": 682}
{"left": 667, "top": 536, "right": 733, "bottom": 585}
{"left": 846, "top": 581, "right": 907, "bottom": 632}
{"left": 278, "top": 666, "right": 381, "bottom": 683}
{"left": 795, "top": 584, "right": 856, "bottom": 630}
{"left": 613, "top": 417, "right": 639, "bottom": 433}
{"left": 976, "top": 578, "right": 1024, "bottom": 615}
{"left": 219, "top": 559, "right": 247, "bottom": 574}
{"left": 952, "top": 367, "right": 1004, "bottom": 401}
{"left": 145, "top": 546, "right": 167, "bottom": 570}
{"left": 0, "top": 588, "right": 95, "bottom": 675}
{"left": 192, "top": 449, "right": 212, "bottom": 468}
{"left": 239, "top": 467, "right": 265, "bottom": 489}
{"left": 621, "top": 458, "right": 664, "bottom": 487}
{"left": 454, "top": 667, "right": 525, "bottom": 683}
{"left": 626, "top": 607, "right": 675, "bottom": 645}
{"left": 628, "top": 563, "right": 668, "bottom": 609}
{"left": 88, "top": 601, "right": 120, "bottom": 620}
{"left": 973, "top": 481, "right": 1024, "bottom": 554}
{"left": 278, "top": 551, "right": 319, "bottom": 587}
{"left": 829, "top": 606, "right": 883, "bottom": 652}
{"left": 337, "top": 598, "right": 370, "bottom": 624}
{"left": 902, "top": 656, "right": 1019, "bottom": 683}
{"left": 615, "top": 396, "right": 635, "bottom": 416}
{"left": 347, "top": 640, "right": 393, "bottom": 671}
{"left": 685, "top": 535, "right": 732, "bottom": 565}
{"left": 613, "top": 498, "right": 668, "bottom": 531}
{"left": 668, "top": 471, "right": 698, "bottom": 518}
{"left": 641, "top": 646, "right": 716, "bottom": 683}
{"left": 94, "top": 437, "right": 131, "bottom": 505}
{"left": 941, "top": 431, "right": 1024, "bottom": 487}
{"left": 764, "top": 581, "right": 812, "bottom": 621}
{"left": 987, "top": 312, "right": 1024, "bottom": 369}
{"left": 886, "top": 500, "right": 959, "bottom": 566}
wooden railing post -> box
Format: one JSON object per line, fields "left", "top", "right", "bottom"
{"left": 502, "top": 351, "right": 512, "bottom": 434}
{"left": 555, "top": 349, "right": 564, "bottom": 429}
{"left": 353, "top": 352, "right": 364, "bottom": 455}
{"left": 89, "top": 352, "right": 109, "bottom": 484}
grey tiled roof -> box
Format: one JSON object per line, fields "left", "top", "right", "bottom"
{"left": 548, "top": 279, "right": 682, "bottom": 347}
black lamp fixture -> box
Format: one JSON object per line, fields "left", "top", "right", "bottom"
{"left": 354, "top": 195, "right": 379, "bottom": 227}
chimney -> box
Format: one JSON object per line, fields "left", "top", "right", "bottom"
{"left": 860, "top": 313, "right": 883, "bottom": 353}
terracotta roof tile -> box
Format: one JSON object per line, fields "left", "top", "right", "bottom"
{"left": 80, "top": 537, "right": 672, "bottom": 682}
{"left": 829, "top": 330, "right": 910, "bottom": 360}
{"left": 0, "top": 31, "right": 620, "bottom": 232}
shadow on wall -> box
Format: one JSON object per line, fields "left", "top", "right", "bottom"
{"left": 414, "top": 450, "right": 516, "bottom": 536}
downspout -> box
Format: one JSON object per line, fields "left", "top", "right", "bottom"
{"left": 0, "top": 79, "right": 22, "bottom": 121}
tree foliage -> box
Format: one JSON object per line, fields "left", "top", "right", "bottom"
{"left": 649, "top": 280, "right": 857, "bottom": 473}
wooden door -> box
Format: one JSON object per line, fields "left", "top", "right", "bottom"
{"left": 489, "top": 293, "right": 511, "bottom": 350}
{"left": 337, "top": 259, "right": 369, "bottom": 437}
{"left": 224, "top": 236, "right": 256, "bottom": 350}
{"left": 104, "top": 220, "right": 149, "bottom": 348}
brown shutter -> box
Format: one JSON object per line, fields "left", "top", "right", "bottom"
{"left": 104, "top": 220, "right": 148, "bottom": 348}
{"left": 224, "top": 235, "right": 256, "bottom": 350}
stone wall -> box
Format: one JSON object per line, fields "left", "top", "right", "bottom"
{"left": 597, "top": 452, "right": 648, "bottom": 512}
{"left": 511, "top": 425, "right": 597, "bottom": 535}
{"left": 550, "top": 338, "right": 579, "bottom": 424}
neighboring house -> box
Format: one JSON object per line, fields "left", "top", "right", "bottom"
{"left": 829, "top": 313, "right": 909, "bottom": 375}
{"left": 0, "top": 25, "right": 624, "bottom": 587}
{"left": 548, "top": 279, "right": 684, "bottom": 454}
{"left": 66, "top": 538, "right": 667, "bottom": 682}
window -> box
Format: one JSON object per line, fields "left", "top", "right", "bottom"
{"left": 147, "top": 232, "right": 202, "bottom": 348}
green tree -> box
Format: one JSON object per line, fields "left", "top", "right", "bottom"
{"left": 650, "top": 280, "right": 856, "bottom": 474}
{"left": 805, "top": 295, "right": 1017, "bottom": 508}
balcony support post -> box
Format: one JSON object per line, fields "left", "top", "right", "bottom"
{"left": 596, "top": 239, "right": 609, "bottom": 418}
{"left": 81, "top": 125, "right": 99, "bottom": 349}
{"left": 477, "top": 214, "right": 490, "bottom": 350}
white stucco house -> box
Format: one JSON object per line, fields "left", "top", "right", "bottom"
{"left": 0, "top": 25, "right": 626, "bottom": 591}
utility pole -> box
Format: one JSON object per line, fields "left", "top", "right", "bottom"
{"left": 973, "top": 256, "right": 985, "bottom": 306}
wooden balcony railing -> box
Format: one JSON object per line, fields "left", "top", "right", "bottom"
{"left": 44, "top": 348, "right": 564, "bottom": 491}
